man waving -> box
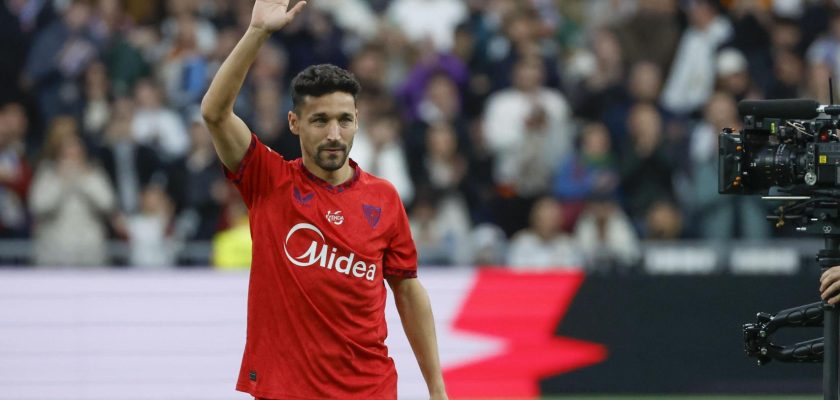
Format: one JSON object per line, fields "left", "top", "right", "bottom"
{"left": 200, "top": 1, "right": 447, "bottom": 399}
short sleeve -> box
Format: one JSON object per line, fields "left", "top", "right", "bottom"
{"left": 383, "top": 199, "right": 418, "bottom": 279}
{"left": 223, "top": 134, "right": 287, "bottom": 208}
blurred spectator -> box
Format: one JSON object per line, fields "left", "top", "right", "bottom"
{"left": 397, "top": 46, "right": 468, "bottom": 124}
{"left": 160, "top": 13, "right": 210, "bottom": 110}
{"left": 483, "top": 56, "right": 572, "bottom": 197}
{"left": 507, "top": 196, "right": 582, "bottom": 269}
{"left": 125, "top": 184, "right": 176, "bottom": 267}
{"left": 807, "top": 9, "right": 840, "bottom": 97}
{"left": 723, "top": 0, "right": 773, "bottom": 91}
{"left": 99, "top": 97, "right": 162, "bottom": 215}
{"left": 281, "top": 6, "right": 349, "bottom": 78}
{"left": 552, "top": 122, "right": 619, "bottom": 202}
{"left": 160, "top": 0, "right": 218, "bottom": 58}
{"left": 213, "top": 195, "right": 251, "bottom": 269}
{"left": 386, "top": 0, "right": 467, "bottom": 52}
{"left": 412, "top": 122, "right": 469, "bottom": 198}
{"left": 131, "top": 78, "right": 190, "bottom": 161}
{"left": 565, "top": 28, "right": 625, "bottom": 120}
{"left": 573, "top": 199, "right": 641, "bottom": 272}
{"left": 660, "top": 0, "right": 733, "bottom": 115}
{"left": 468, "top": 222, "right": 507, "bottom": 266}
{"left": 765, "top": 48, "right": 806, "bottom": 99}
{"left": 404, "top": 71, "right": 471, "bottom": 168}
{"left": 409, "top": 188, "right": 472, "bottom": 266}
{"left": 619, "top": 103, "right": 676, "bottom": 231}
{"left": 687, "top": 91, "right": 768, "bottom": 240}
{"left": 29, "top": 116, "right": 115, "bottom": 266}
{"left": 612, "top": 0, "right": 680, "bottom": 75}
{"left": 353, "top": 113, "right": 415, "bottom": 204}
{"left": 715, "top": 47, "right": 759, "bottom": 102}
{"left": 0, "top": 0, "right": 52, "bottom": 103}
{"left": 0, "top": 102, "right": 33, "bottom": 238}
{"left": 167, "top": 113, "right": 228, "bottom": 241}
{"left": 81, "top": 61, "right": 111, "bottom": 138}
{"left": 22, "top": 0, "right": 98, "bottom": 123}
{"left": 644, "top": 199, "right": 684, "bottom": 240}
{"left": 600, "top": 60, "right": 669, "bottom": 147}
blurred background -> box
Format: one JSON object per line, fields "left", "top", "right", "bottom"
{"left": 0, "top": 0, "right": 838, "bottom": 398}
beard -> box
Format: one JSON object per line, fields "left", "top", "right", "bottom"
{"left": 313, "top": 141, "right": 350, "bottom": 171}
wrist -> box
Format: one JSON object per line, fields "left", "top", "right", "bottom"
{"left": 246, "top": 25, "right": 274, "bottom": 39}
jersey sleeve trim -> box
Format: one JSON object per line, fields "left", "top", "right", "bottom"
{"left": 223, "top": 134, "right": 258, "bottom": 184}
{"left": 384, "top": 266, "right": 418, "bottom": 279}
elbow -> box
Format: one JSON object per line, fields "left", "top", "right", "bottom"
{"left": 200, "top": 96, "right": 227, "bottom": 125}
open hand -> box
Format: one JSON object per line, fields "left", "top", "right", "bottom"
{"left": 250, "top": 0, "right": 307, "bottom": 33}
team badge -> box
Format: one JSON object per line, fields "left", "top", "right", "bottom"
{"left": 293, "top": 186, "right": 314, "bottom": 207}
{"left": 362, "top": 204, "right": 381, "bottom": 229}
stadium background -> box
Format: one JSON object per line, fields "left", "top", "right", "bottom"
{"left": 0, "top": 0, "right": 837, "bottom": 398}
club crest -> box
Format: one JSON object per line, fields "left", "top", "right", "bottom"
{"left": 362, "top": 204, "right": 381, "bottom": 229}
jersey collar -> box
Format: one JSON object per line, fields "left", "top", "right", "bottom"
{"left": 296, "top": 158, "right": 361, "bottom": 193}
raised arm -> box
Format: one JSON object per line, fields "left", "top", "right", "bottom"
{"left": 200, "top": 0, "right": 307, "bottom": 171}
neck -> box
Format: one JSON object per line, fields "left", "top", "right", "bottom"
{"left": 302, "top": 157, "right": 353, "bottom": 186}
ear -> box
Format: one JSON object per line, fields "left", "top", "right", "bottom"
{"left": 355, "top": 109, "right": 359, "bottom": 128}
{"left": 288, "top": 110, "right": 299, "bottom": 136}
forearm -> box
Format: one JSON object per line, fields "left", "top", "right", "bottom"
{"left": 393, "top": 280, "right": 446, "bottom": 396}
{"left": 201, "top": 27, "right": 270, "bottom": 121}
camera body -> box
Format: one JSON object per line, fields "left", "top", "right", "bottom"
{"left": 719, "top": 99, "right": 840, "bottom": 195}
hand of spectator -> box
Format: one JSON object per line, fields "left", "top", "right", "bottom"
{"left": 249, "top": 0, "right": 308, "bottom": 34}
{"left": 821, "top": 266, "right": 840, "bottom": 304}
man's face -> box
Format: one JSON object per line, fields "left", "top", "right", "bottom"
{"left": 289, "top": 92, "right": 358, "bottom": 172}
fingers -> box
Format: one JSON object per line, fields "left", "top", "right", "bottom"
{"left": 822, "top": 267, "right": 840, "bottom": 293}
{"left": 821, "top": 267, "right": 840, "bottom": 303}
{"left": 288, "top": 1, "right": 307, "bottom": 18}
{"left": 823, "top": 280, "right": 840, "bottom": 302}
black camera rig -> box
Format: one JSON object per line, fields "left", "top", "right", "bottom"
{"left": 724, "top": 94, "right": 840, "bottom": 399}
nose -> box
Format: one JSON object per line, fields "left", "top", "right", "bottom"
{"left": 326, "top": 120, "right": 341, "bottom": 140}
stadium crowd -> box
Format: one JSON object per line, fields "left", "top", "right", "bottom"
{"left": 0, "top": 0, "right": 832, "bottom": 270}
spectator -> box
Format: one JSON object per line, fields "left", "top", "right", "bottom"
{"left": 131, "top": 78, "right": 190, "bottom": 161}
{"left": 619, "top": 103, "right": 675, "bottom": 230}
{"left": 552, "top": 122, "right": 619, "bottom": 202}
{"left": 483, "top": 56, "right": 572, "bottom": 197}
{"left": 167, "top": 113, "right": 227, "bottom": 241}
{"left": 98, "top": 97, "right": 162, "bottom": 215}
{"left": 212, "top": 196, "right": 251, "bottom": 269}
{"left": 22, "top": 0, "right": 98, "bottom": 123}
{"left": 352, "top": 113, "right": 415, "bottom": 204}
{"left": 125, "top": 184, "right": 176, "bottom": 267}
{"left": 159, "top": 13, "right": 210, "bottom": 110}
{"left": 81, "top": 61, "right": 111, "bottom": 139}
{"left": 507, "top": 196, "right": 581, "bottom": 269}
{"left": 409, "top": 188, "right": 471, "bottom": 266}
{"left": 660, "top": 0, "right": 733, "bottom": 115}
{"left": 715, "top": 47, "right": 760, "bottom": 102}
{"left": 573, "top": 199, "right": 641, "bottom": 272}
{"left": 0, "top": 102, "right": 33, "bottom": 238}
{"left": 386, "top": 0, "right": 468, "bottom": 52}
{"left": 29, "top": 116, "right": 115, "bottom": 266}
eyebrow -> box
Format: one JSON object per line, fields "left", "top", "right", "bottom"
{"left": 308, "top": 112, "right": 355, "bottom": 120}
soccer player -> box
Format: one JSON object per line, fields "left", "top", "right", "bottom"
{"left": 200, "top": 1, "right": 447, "bottom": 399}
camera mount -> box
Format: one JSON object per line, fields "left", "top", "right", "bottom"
{"left": 743, "top": 196, "right": 840, "bottom": 400}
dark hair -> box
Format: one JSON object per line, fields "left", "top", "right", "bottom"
{"left": 290, "top": 64, "right": 361, "bottom": 111}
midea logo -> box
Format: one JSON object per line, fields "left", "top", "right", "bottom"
{"left": 283, "top": 223, "right": 376, "bottom": 281}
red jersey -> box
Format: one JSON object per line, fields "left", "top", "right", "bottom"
{"left": 225, "top": 135, "right": 418, "bottom": 400}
